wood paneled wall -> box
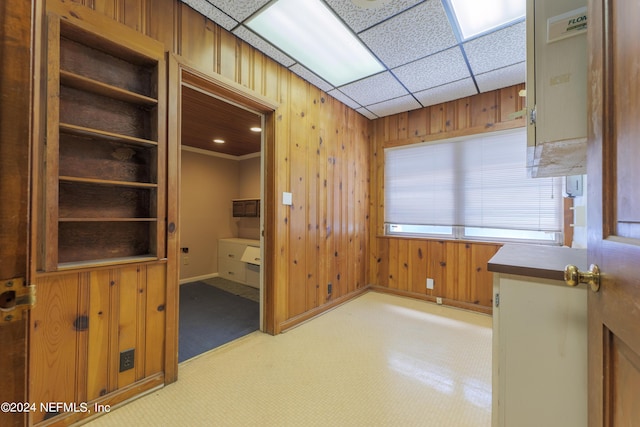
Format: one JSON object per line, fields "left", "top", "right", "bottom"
{"left": 369, "top": 84, "right": 526, "bottom": 313}
{"left": 30, "top": 264, "right": 166, "bottom": 425}
{"left": 56, "top": 0, "right": 370, "bottom": 333}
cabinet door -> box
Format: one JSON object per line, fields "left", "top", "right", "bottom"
{"left": 244, "top": 200, "right": 258, "bottom": 217}
{"left": 233, "top": 201, "right": 246, "bottom": 217}
{"left": 526, "top": 0, "right": 587, "bottom": 177}
{"left": 30, "top": 263, "right": 167, "bottom": 424}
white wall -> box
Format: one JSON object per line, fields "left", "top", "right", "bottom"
{"left": 237, "top": 156, "right": 261, "bottom": 240}
{"left": 180, "top": 149, "right": 262, "bottom": 282}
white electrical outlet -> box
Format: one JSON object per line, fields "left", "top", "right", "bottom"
{"left": 183, "top": 256, "right": 189, "bottom": 265}
{"left": 426, "top": 278, "right": 434, "bottom": 289}
{"left": 436, "top": 297, "right": 443, "bottom": 305}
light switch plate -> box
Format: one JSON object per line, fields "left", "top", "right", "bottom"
{"left": 282, "top": 192, "right": 293, "bottom": 205}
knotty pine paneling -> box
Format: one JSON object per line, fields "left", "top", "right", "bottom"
{"left": 29, "top": 263, "right": 166, "bottom": 424}
{"left": 369, "top": 84, "right": 525, "bottom": 314}
{"left": 46, "top": 0, "right": 370, "bottom": 333}
{"left": 374, "top": 238, "right": 500, "bottom": 314}
{"left": 30, "top": 274, "right": 80, "bottom": 424}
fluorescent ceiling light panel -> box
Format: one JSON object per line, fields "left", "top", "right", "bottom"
{"left": 247, "top": 0, "right": 384, "bottom": 86}
{"left": 449, "top": 0, "right": 525, "bottom": 39}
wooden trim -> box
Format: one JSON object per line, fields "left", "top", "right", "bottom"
{"left": 263, "top": 111, "right": 277, "bottom": 335}
{"left": 44, "top": 13, "right": 61, "bottom": 271}
{"left": 34, "top": 374, "right": 165, "bottom": 427}
{"left": 164, "top": 53, "right": 181, "bottom": 384}
{"left": 166, "top": 54, "right": 279, "bottom": 378}
{"left": 369, "top": 286, "right": 493, "bottom": 315}
{"left": 383, "top": 120, "right": 525, "bottom": 149}
{"left": 177, "top": 55, "right": 279, "bottom": 113}
{"left": 564, "top": 197, "right": 575, "bottom": 247}
{"left": 278, "top": 286, "right": 370, "bottom": 332}
{"left": 46, "top": 1, "right": 166, "bottom": 61}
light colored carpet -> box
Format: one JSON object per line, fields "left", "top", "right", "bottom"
{"left": 85, "top": 291, "right": 492, "bottom": 427}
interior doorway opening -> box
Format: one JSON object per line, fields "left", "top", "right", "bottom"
{"left": 170, "top": 65, "right": 276, "bottom": 364}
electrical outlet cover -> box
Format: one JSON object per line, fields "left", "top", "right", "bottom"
{"left": 119, "top": 349, "right": 135, "bottom": 372}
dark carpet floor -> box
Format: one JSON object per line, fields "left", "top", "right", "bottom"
{"left": 179, "top": 281, "right": 259, "bottom": 362}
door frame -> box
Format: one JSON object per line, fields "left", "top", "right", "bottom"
{"left": 166, "top": 56, "right": 278, "bottom": 381}
{"left": 0, "top": 0, "right": 34, "bottom": 425}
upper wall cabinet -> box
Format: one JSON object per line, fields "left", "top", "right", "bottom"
{"left": 233, "top": 199, "right": 260, "bottom": 218}
{"left": 37, "top": 13, "right": 167, "bottom": 271}
{"left": 526, "top": 0, "right": 587, "bottom": 177}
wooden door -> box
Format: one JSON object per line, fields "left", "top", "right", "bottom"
{"left": 0, "top": 0, "right": 33, "bottom": 426}
{"left": 588, "top": 0, "right": 640, "bottom": 424}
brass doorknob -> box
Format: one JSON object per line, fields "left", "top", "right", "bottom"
{"left": 564, "top": 264, "right": 601, "bottom": 292}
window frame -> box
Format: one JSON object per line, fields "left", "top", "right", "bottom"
{"left": 383, "top": 128, "right": 564, "bottom": 245}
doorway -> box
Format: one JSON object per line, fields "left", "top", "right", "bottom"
{"left": 167, "top": 62, "right": 278, "bottom": 366}
{"left": 178, "top": 85, "right": 264, "bottom": 361}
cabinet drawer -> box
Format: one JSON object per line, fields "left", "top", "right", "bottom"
{"left": 218, "top": 240, "right": 245, "bottom": 260}
{"left": 218, "top": 259, "right": 246, "bottom": 283}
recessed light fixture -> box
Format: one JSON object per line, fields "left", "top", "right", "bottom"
{"left": 250, "top": 127, "right": 262, "bottom": 132}
{"left": 447, "top": 0, "right": 525, "bottom": 39}
{"left": 247, "top": 0, "right": 384, "bottom": 86}
{"left": 213, "top": 139, "right": 225, "bottom": 144}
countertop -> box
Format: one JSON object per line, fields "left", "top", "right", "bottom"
{"left": 219, "top": 237, "right": 260, "bottom": 247}
{"left": 488, "top": 244, "right": 588, "bottom": 281}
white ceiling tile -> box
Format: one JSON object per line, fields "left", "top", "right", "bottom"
{"left": 179, "top": 0, "right": 528, "bottom": 120}
{"left": 365, "top": 95, "right": 422, "bottom": 117}
{"left": 325, "top": 0, "right": 424, "bottom": 33}
{"left": 463, "top": 21, "right": 526, "bottom": 75}
{"left": 232, "top": 26, "right": 296, "bottom": 67}
{"left": 182, "top": 0, "right": 238, "bottom": 30}
{"left": 338, "top": 72, "right": 409, "bottom": 106}
{"left": 357, "top": 107, "right": 378, "bottom": 120}
{"left": 328, "top": 89, "right": 362, "bottom": 110}
{"left": 393, "top": 47, "right": 470, "bottom": 93}
{"left": 205, "top": 0, "right": 271, "bottom": 22}
{"left": 414, "top": 78, "right": 478, "bottom": 107}
{"left": 475, "top": 62, "right": 526, "bottom": 93}
{"left": 289, "top": 64, "right": 334, "bottom": 92}
{"left": 360, "top": 1, "right": 458, "bottom": 68}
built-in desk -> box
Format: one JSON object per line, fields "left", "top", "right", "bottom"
{"left": 488, "top": 244, "right": 588, "bottom": 427}
{"left": 218, "top": 238, "right": 261, "bottom": 288}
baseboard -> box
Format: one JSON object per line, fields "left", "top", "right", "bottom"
{"left": 369, "top": 285, "right": 492, "bottom": 315}
{"left": 179, "top": 273, "right": 219, "bottom": 285}
{"left": 278, "top": 286, "right": 370, "bottom": 333}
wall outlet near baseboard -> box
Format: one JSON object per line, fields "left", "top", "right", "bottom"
{"left": 119, "top": 349, "right": 135, "bottom": 372}
{"left": 436, "top": 297, "right": 443, "bottom": 305}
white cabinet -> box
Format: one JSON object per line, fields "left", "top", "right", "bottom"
{"left": 526, "top": 0, "right": 588, "bottom": 177}
{"left": 489, "top": 245, "right": 587, "bottom": 427}
{"left": 218, "top": 238, "right": 260, "bottom": 288}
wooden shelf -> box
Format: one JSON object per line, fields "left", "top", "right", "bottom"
{"left": 60, "top": 70, "right": 158, "bottom": 107}
{"left": 59, "top": 218, "right": 157, "bottom": 222}
{"left": 57, "top": 255, "right": 158, "bottom": 271}
{"left": 60, "top": 123, "right": 158, "bottom": 147}
{"left": 59, "top": 176, "right": 158, "bottom": 188}
{"left": 40, "top": 13, "right": 166, "bottom": 271}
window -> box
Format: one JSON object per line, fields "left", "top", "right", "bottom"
{"left": 384, "top": 128, "right": 562, "bottom": 244}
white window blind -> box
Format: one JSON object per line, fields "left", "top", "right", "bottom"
{"left": 384, "top": 128, "right": 562, "bottom": 240}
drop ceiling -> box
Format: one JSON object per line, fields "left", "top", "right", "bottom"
{"left": 180, "top": 0, "right": 526, "bottom": 120}
{"left": 181, "top": 0, "right": 526, "bottom": 156}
